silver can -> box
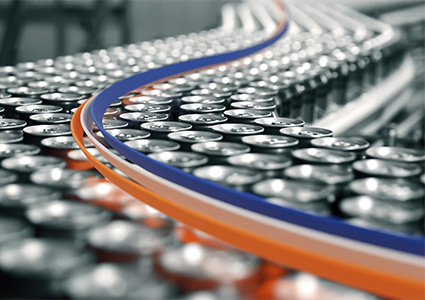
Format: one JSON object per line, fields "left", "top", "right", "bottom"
{"left": 228, "top": 153, "right": 292, "bottom": 178}
{"left": 124, "top": 139, "right": 180, "bottom": 154}
{"left": 148, "top": 151, "right": 208, "bottom": 173}
{"left": 292, "top": 148, "right": 356, "bottom": 164}
{"left": 253, "top": 117, "right": 305, "bottom": 135}
{"left": 241, "top": 134, "right": 299, "bottom": 154}
{"left": 191, "top": 141, "right": 250, "bottom": 165}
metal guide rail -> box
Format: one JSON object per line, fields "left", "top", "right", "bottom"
{"left": 0, "top": 1, "right": 423, "bottom": 299}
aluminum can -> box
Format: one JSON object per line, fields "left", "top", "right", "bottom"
{"left": 224, "top": 109, "right": 272, "bottom": 124}
{"left": 148, "top": 151, "right": 208, "bottom": 173}
{"left": 365, "top": 146, "right": 425, "bottom": 163}
{"left": 191, "top": 141, "right": 250, "bottom": 165}
{"left": 352, "top": 159, "right": 422, "bottom": 178}
{"left": 97, "top": 128, "right": 150, "bottom": 142}
{"left": 0, "top": 97, "right": 42, "bottom": 118}
{"left": 0, "top": 169, "right": 18, "bottom": 185}
{"left": 253, "top": 117, "right": 304, "bottom": 135}
{"left": 0, "top": 118, "right": 27, "bottom": 131}
{"left": 311, "top": 137, "right": 370, "bottom": 159}
{"left": 15, "top": 104, "right": 63, "bottom": 122}
{"left": 124, "top": 139, "right": 180, "bottom": 154}
{"left": 168, "top": 130, "right": 223, "bottom": 151}
{"left": 0, "top": 131, "right": 23, "bottom": 143}
{"left": 23, "top": 124, "right": 72, "bottom": 145}
{"left": 178, "top": 113, "right": 228, "bottom": 131}
{"left": 180, "top": 103, "right": 226, "bottom": 115}
{"left": 292, "top": 148, "right": 356, "bottom": 165}
{"left": 29, "top": 112, "right": 72, "bottom": 125}
{"left": 241, "top": 134, "right": 299, "bottom": 154}
{"left": 0, "top": 143, "right": 40, "bottom": 162}
{"left": 228, "top": 153, "right": 292, "bottom": 178}
{"left": 120, "top": 112, "right": 169, "bottom": 128}
{"left": 0, "top": 217, "right": 33, "bottom": 244}
{"left": 280, "top": 126, "right": 333, "bottom": 148}
{"left": 7, "top": 86, "right": 50, "bottom": 98}
{"left": 141, "top": 121, "right": 192, "bottom": 139}
{"left": 211, "top": 123, "right": 264, "bottom": 143}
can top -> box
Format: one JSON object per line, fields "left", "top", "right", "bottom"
{"left": 365, "top": 147, "right": 425, "bottom": 163}
{"left": 230, "top": 101, "right": 276, "bottom": 110}
{"left": 254, "top": 118, "right": 305, "bottom": 129}
{"left": 0, "top": 97, "right": 42, "bottom": 107}
{"left": 98, "top": 129, "right": 150, "bottom": 141}
{"left": 292, "top": 148, "right": 356, "bottom": 164}
{"left": 125, "top": 95, "right": 172, "bottom": 106}
{"left": 30, "top": 168, "right": 99, "bottom": 189}
{"left": 7, "top": 86, "right": 49, "bottom": 97}
{"left": 120, "top": 112, "right": 169, "bottom": 123}
{"left": 0, "top": 169, "right": 18, "bottom": 185}
{"left": 93, "top": 119, "right": 128, "bottom": 130}
{"left": 178, "top": 113, "right": 228, "bottom": 125}
{"left": 349, "top": 177, "right": 425, "bottom": 202}
{"left": 211, "top": 123, "right": 264, "bottom": 136}
{"left": 15, "top": 104, "right": 63, "bottom": 114}
{"left": 0, "top": 238, "right": 93, "bottom": 278}
{"left": 237, "top": 86, "right": 277, "bottom": 97}
{"left": 124, "top": 103, "right": 171, "bottom": 113}
{"left": 242, "top": 134, "right": 299, "bottom": 149}
{"left": 230, "top": 93, "right": 273, "bottom": 102}
{"left": 191, "top": 141, "right": 250, "bottom": 157}
{"left": 57, "top": 85, "right": 100, "bottom": 95}
{"left": 0, "top": 217, "right": 33, "bottom": 244}
{"left": 23, "top": 124, "right": 71, "bottom": 137}
{"left": 280, "top": 126, "right": 333, "bottom": 139}
{"left": 1, "top": 155, "right": 66, "bottom": 173}
{"left": 40, "top": 136, "right": 80, "bottom": 149}
{"left": 26, "top": 199, "right": 113, "bottom": 229}
{"left": 168, "top": 130, "right": 223, "bottom": 144}
{"left": 0, "top": 118, "right": 27, "bottom": 130}
{"left": 224, "top": 109, "right": 272, "bottom": 120}
{"left": 0, "top": 183, "right": 61, "bottom": 208}
{"left": 311, "top": 137, "right": 370, "bottom": 151}
{"left": 0, "top": 131, "right": 23, "bottom": 143}
{"left": 284, "top": 164, "right": 354, "bottom": 185}
{"left": 148, "top": 151, "right": 208, "bottom": 168}
{"left": 228, "top": 153, "right": 292, "bottom": 170}
{"left": 141, "top": 121, "right": 192, "bottom": 133}
{"left": 29, "top": 113, "right": 72, "bottom": 124}
{"left": 124, "top": 139, "right": 180, "bottom": 153}
{"left": 159, "top": 243, "right": 260, "bottom": 280}
{"left": 180, "top": 103, "right": 226, "bottom": 113}
{"left": 252, "top": 179, "right": 331, "bottom": 203}
{"left": 352, "top": 159, "right": 422, "bottom": 178}
{"left": 0, "top": 143, "right": 40, "bottom": 158}
{"left": 40, "top": 92, "right": 86, "bottom": 102}
{"left": 87, "top": 220, "right": 164, "bottom": 254}
{"left": 67, "top": 148, "right": 100, "bottom": 161}
{"left": 181, "top": 95, "right": 220, "bottom": 104}
{"left": 340, "top": 196, "right": 424, "bottom": 225}
{"left": 193, "top": 165, "right": 263, "bottom": 186}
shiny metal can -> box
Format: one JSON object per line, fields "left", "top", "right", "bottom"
{"left": 141, "top": 121, "right": 192, "bottom": 139}
{"left": 0, "top": 118, "right": 27, "bottom": 131}
{"left": 180, "top": 103, "right": 226, "bottom": 115}
{"left": 23, "top": 124, "right": 72, "bottom": 145}
{"left": 15, "top": 104, "right": 63, "bottom": 122}
{"left": 65, "top": 263, "right": 175, "bottom": 299}
{"left": 96, "top": 128, "right": 150, "bottom": 142}
{"left": 92, "top": 119, "right": 128, "bottom": 131}
{"left": 0, "top": 238, "right": 93, "bottom": 298}
{"left": 124, "top": 103, "right": 171, "bottom": 115}
{"left": 352, "top": 159, "right": 423, "bottom": 178}
{"left": 29, "top": 113, "right": 72, "bottom": 125}
{"left": 0, "top": 143, "right": 40, "bottom": 162}
{"left": 7, "top": 86, "right": 50, "bottom": 98}
{"left": 230, "top": 101, "right": 277, "bottom": 114}
{"left": 148, "top": 151, "right": 208, "bottom": 173}
{"left": 178, "top": 113, "right": 228, "bottom": 131}
{"left": 252, "top": 179, "right": 332, "bottom": 215}
{"left": 284, "top": 164, "right": 354, "bottom": 186}
{"left": 0, "top": 217, "right": 33, "bottom": 244}
{"left": 119, "top": 112, "right": 169, "bottom": 128}
{"left": 280, "top": 126, "right": 333, "bottom": 148}
{"left": 125, "top": 139, "right": 180, "bottom": 154}
{"left": 365, "top": 146, "right": 425, "bottom": 163}
{"left": 228, "top": 153, "right": 292, "bottom": 178}
{"left": 311, "top": 137, "right": 370, "bottom": 159}
{"left": 40, "top": 135, "right": 81, "bottom": 158}
{"left": 0, "top": 131, "right": 24, "bottom": 144}
{"left": 292, "top": 148, "right": 356, "bottom": 165}
{"left": 191, "top": 141, "right": 250, "bottom": 165}
{"left": 241, "top": 134, "right": 299, "bottom": 154}
{"left": 181, "top": 95, "right": 225, "bottom": 106}
{"left": 193, "top": 165, "right": 263, "bottom": 191}
{"left": 0, "top": 169, "right": 18, "bottom": 185}
{"left": 224, "top": 109, "right": 272, "bottom": 124}
{"left": 168, "top": 130, "right": 223, "bottom": 151}
{"left": 0, "top": 97, "right": 42, "bottom": 118}
{"left": 211, "top": 123, "right": 264, "bottom": 143}
{"left": 26, "top": 200, "right": 113, "bottom": 240}
{"left": 253, "top": 117, "right": 304, "bottom": 135}
{"left": 87, "top": 220, "right": 169, "bottom": 262}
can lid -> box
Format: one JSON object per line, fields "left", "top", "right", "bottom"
{"left": 353, "top": 159, "right": 422, "bottom": 178}
{"left": 87, "top": 220, "right": 164, "bottom": 254}
{"left": 67, "top": 148, "right": 100, "bottom": 161}
{"left": 40, "top": 92, "right": 86, "bottom": 102}
{"left": 141, "top": 121, "right": 192, "bottom": 133}
{"left": 7, "top": 86, "right": 49, "bottom": 96}
{"left": 0, "top": 118, "right": 27, "bottom": 130}
{"left": 0, "top": 183, "right": 61, "bottom": 208}
{"left": 224, "top": 109, "right": 272, "bottom": 119}
{"left": 340, "top": 196, "right": 424, "bottom": 225}
{"left": 124, "top": 103, "right": 171, "bottom": 113}
{"left": 120, "top": 112, "right": 168, "bottom": 123}
{"left": 57, "top": 85, "right": 101, "bottom": 95}
{"left": 26, "top": 199, "right": 112, "bottom": 229}
{"left": 349, "top": 177, "right": 425, "bottom": 202}
{"left": 266, "top": 197, "right": 331, "bottom": 215}
{"left": 0, "top": 143, "right": 40, "bottom": 158}
{"left": 230, "top": 101, "right": 276, "bottom": 111}
{"left": 280, "top": 127, "right": 333, "bottom": 139}
{"left": 0, "top": 217, "right": 33, "bottom": 243}
{"left": 292, "top": 148, "right": 356, "bottom": 164}
{"left": 98, "top": 129, "right": 150, "bottom": 141}
{"left": 40, "top": 136, "right": 80, "bottom": 149}
{"left": 193, "top": 165, "right": 263, "bottom": 186}
{"left": 0, "top": 238, "right": 93, "bottom": 278}
{"left": 0, "top": 97, "right": 42, "bottom": 107}
{"left": 0, "top": 169, "right": 18, "bottom": 185}
{"left": 180, "top": 103, "right": 226, "bottom": 113}
{"left": 365, "top": 147, "right": 425, "bottom": 163}
{"left": 254, "top": 117, "right": 305, "bottom": 128}
{"left": 15, "top": 104, "right": 63, "bottom": 114}
{"left": 241, "top": 134, "right": 299, "bottom": 148}
{"left": 181, "top": 95, "right": 223, "bottom": 104}
{"left": 168, "top": 130, "right": 223, "bottom": 144}
{"left": 178, "top": 113, "right": 228, "bottom": 125}
{"left": 125, "top": 95, "right": 172, "bottom": 106}
{"left": 252, "top": 179, "right": 331, "bottom": 203}
{"left": 23, "top": 124, "right": 71, "bottom": 137}
{"left": 30, "top": 168, "right": 99, "bottom": 188}
{"left": 29, "top": 113, "right": 72, "bottom": 124}
{"left": 124, "top": 139, "right": 180, "bottom": 153}
{"left": 93, "top": 119, "right": 128, "bottom": 130}
{"left": 148, "top": 151, "right": 208, "bottom": 168}
{"left": 284, "top": 164, "right": 354, "bottom": 185}
{"left": 311, "top": 137, "right": 370, "bottom": 151}
{"left": 1, "top": 155, "right": 66, "bottom": 173}
{"left": 228, "top": 153, "right": 292, "bottom": 170}
{"left": 191, "top": 141, "right": 250, "bottom": 157}
{"left": 211, "top": 123, "right": 264, "bottom": 136}
{"left": 0, "top": 131, "right": 23, "bottom": 143}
